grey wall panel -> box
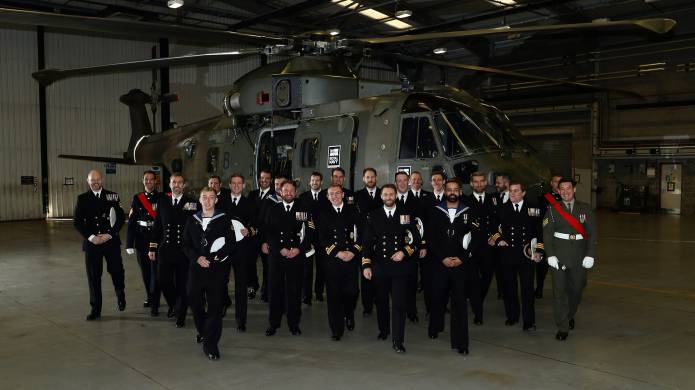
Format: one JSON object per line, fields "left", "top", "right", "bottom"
{"left": 45, "top": 32, "right": 155, "bottom": 217}
{"left": 359, "top": 58, "right": 397, "bottom": 83}
{"left": 0, "top": 27, "right": 42, "bottom": 221}
{"left": 168, "top": 43, "right": 261, "bottom": 126}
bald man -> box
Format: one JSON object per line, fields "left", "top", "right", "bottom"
{"left": 74, "top": 170, "right": 126, "bottom": 321}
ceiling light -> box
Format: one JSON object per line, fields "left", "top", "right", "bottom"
{"left": 395, "top": 9, "right": 412, "bottom": 19}
{"left": 331, "top": 0, "right": 412, "bottom": 29}
{"left": 488, "top": 0, "right": 516, "bottom": 6}
{"left": 167, "top": 0, "right": 184, "bottom": 9}
{"left": 433, "top": 47, "right": 447, "bottom": 54}
{"left": 328, "top": 28, "right": 341, "bottom": 36}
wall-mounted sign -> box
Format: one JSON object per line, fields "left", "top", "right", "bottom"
{"left": 397, "top": 166, "right": 412, "bottom": 176}
{"left": 104, "top": 162, "right": 116, "bottom": 174}
{"left": 327, "top": 145, "right": 341, "bottom": 168}
{"left": 64, "top": 177, "right": 74, "bottom": 186}
{"left": 20, "top": 176, "right": 35, "bottom": 185}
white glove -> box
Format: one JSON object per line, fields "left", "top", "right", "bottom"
{"left": 547, "top": 256, "right": 560, "bottom": 270}
{"left": 582, "top": 256, "right": 594, "bottom": 269}
{"left": 126, "top": 248, "right": 135, "bottom": 255}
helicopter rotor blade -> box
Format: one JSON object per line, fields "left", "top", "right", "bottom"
{"left": 392, "top": 54, "right": 644, "bottom": 99}
{"left": 32, "top": 49, "right": 265, "bottom": 86}
{"left": 0, "top": 7, "right": 287, "bottom": 45}
{"left": 356, "top": 18, "right": 676, "bottom": 45}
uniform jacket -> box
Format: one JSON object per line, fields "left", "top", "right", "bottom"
{"left": 467, "top": 192, "right": 499, "bottom": 243}
{"left": 427, "top": 201, "right": 480, "bottom": 266}
{"left": 493, "top": 199, "right": 544, "bottom": 262}
{"left": 264, "top": 199, "right": 315, "bottom": 257}
{"left": 355, "top": 187, "right": 382, "bottom": 217}
{"left": 319, "top": 187, "right": 356, "bottom": 211}
{"left": 542, "top": 199, "right": 597, "bottom": 267}
{"left": 317, "top": 203, "right": 362, "bottom": 262}
{"left": 361, "top": 206, "right": 421, "bottom": 276}
{"left": 74, "top": 189, "right": 125, "bottom": 250}
{"left": 182, "top": 209, "right": 237, "bottom": 265}
{"left": 150, "top": 193, "right": 199, "bottom": 250}
{"left": 126, "top": 190, "right": 162, "bottom": 249}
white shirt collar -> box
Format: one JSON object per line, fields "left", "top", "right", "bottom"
{"left": 434, "top": 190, "right": 444, "bottom": 197}
{"left": 383, "top": 204, "right": 396, "bottom": 214}
{"left": 231, "top": 193, "right": 241, "bottom": 201}
{"left": 311, "top": 189, "right": 321, "bottom": 196}
{"left": 282, "top": 201, "right": 294, "bottom": 210}
{"left": 512, "top": 199, "right": 524, "bottom": 210}
{"left": 501, "top": 191, "right": 509, "bottom": 203}
{"left": 172, "top": 193, "right": 183, "bottom": 202}
{"left": 333, "top": 202, "right": 344, "bottom": 213}
{"left": 397, "top": 191, "right": 409, "bottom": 202}
{"left": 260, "top": 188, "right": 269, "bottom": 197}
{"left": 93, "top": 190, "right": 101, "bottom": 197}
{"left": 411, "top": 188, "right": 420, "bottom": 197}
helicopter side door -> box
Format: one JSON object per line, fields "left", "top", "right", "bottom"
{"left": 395, "top": 114, "right": 442, "bottom": 185}
{"left": 255, "top": 125, "right": 297, "bottom": 188}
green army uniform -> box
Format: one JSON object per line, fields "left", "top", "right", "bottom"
{"left": 542, "top": 199, "right": 597, "bottom": 333}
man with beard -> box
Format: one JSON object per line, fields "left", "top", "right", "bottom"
{"left": 264, "top": 180, "right": 314, "bottom": 337}
{"left": 298, "top": 171, "right": 324, "bottom": 305}
{"left": 208, "top": 175, "right": 231, "bottom": 200}
{"left": 493, "top": 182, "right": 544, "bottom": 332}
{"left": 362, "top": 184, "right": 420, "bottom": 353}
{"left": 257, "top": 175, "right": 288, "bottom": 302}
{"left": 74, "top": 169, "right": 126, "bottom": 321}
{"left": 493, "top": 172, "right": 511, "bottom": 299}
{"left": 247, "top": 169, "right": 273, "bottom": 300}
{"left": 395, "top": 171, "right": 424, "bottom": 323}
{"left": 318, "top": 184, "right": 362, "bottom": 341}
{"left": 355, "top": 168, "right": 381, "bottom": 316}
{"left": 427, "top": 179, "right": 479, "bottom": 355}
{"left": 149, "top": 173, "right": 199, "bottom": 328}
{"left": 535, "top": 173, "right": 563, "bottom": 299}
{"left": 126, "top": 170, "right": 164, "bottom": 315}
{"left": 218, "top": 173, "right": 257, "bottom": 331}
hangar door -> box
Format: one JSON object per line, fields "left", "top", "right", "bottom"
{"left": 525, "top": 134, "right": 573, "bottom": 177}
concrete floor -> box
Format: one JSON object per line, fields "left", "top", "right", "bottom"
{"left": 1, "top": 210, "right": 694, "bottom": 389}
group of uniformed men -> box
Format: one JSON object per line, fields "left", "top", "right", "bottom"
{"left": 74, "top": 167, "right": 596, "bottom": 360}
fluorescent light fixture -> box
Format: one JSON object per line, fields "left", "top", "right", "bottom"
{"left": 331, "top": 0, "right": 412, "bottom": 29}
{"left": 433, "top": 47, "right": 447, "bottom": 54}
{"left": 487, "top": 0, "right": 517, "bottom": 6}
{"left": 167, "top": 0, "right": 184, "bottom": 9}
{"left": 328, "top": 28, "right": 341, "bottom": 36}
{"left": 395, "top": 9, "right": 412, "bottom": 19}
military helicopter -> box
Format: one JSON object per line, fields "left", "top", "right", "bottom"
{"left": 5, "top": 7, "right": 676, "bottom": 197}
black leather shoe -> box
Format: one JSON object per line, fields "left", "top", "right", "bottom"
{"left": 290, "top": 326, "right": 302, "bottom": 336}
{"left": 331, "top": 334, "right": 341, "bottom": 341}
{"left": 150, "top": 307, "right": 159, "bottom": 317}
{"left": 505, "top": 319, "right": 517, "bottom": 326}
{"left": 196, "top": 334, "right": 204, "bottom": 344}
{"left": 346, "top": 315, "right": 355, "bottom": 331}
{"left": 207, "top": 351, "right": 220, "bottom": 361}
{"left": 392, "top": 342, "right": 406, "bottom": 353}
{"left": 237, "top": 324, "right": 246, "bottom": 332}
{"left": 555, "top": 331, "right": 569, "bottom": 341}
{"left": 143, "top": 300, "right": 150, "bottom": 308}
{"left": 535, "top": 289, "right": 543, "bottom": 299}
{"left": 569, "top": 318, "right": 575, "bottom": 330}
{"left": 86, "top": 312, "right": 101, "bottom": 321}
{"left": 265, "top": 327, "right": 277, "bottom": 337}
{"left": 166, "top": 307, "right": 176, "bottom": 318}
{"left": 523, "top": 323, "right": 537, "bottom": 332}
{"left": 117, "top": 293, "right": 126, "bottom": 311}
{"left": 175, "top": 319, "right": 185, "bottom": 328}
{"left": 457, "top": 348, "right": 469, "bottom": 355}
{"left": 473, "top": 317, "right": 483, "bottom": 326}
{"left": 362, "top": 310, "right": 372, "bottom": 318}
{"left": 407, "top": 312, "right": 419, "bottom": 323}
{"left": 428, "top": 332, "right": 438, "bottom": 339}
{"left": 377, "top": 331, "right": 388, "bottom": 340}
{"left": 247, "top": 288, "right": 256, "bottom": 300}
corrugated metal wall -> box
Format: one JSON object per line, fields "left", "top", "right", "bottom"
{"left": 0, "top": 27, "right": 42, "bottom": 221}
{"left": 359, "top": 58, "right": 398, "bottom": 82}
{"left": 44, "top": 31, "right": 155, "bottom": 217}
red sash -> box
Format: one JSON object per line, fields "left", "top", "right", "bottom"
{"left": 544, "top": 193, "right": 586, "bottom": 236}
{"left": 137, "top": 192, "right": 157, "bottom": 219}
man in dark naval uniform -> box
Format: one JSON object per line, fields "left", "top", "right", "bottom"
{"left": 492, "top": 181, "right": 544, "bottom": 332}
{"left": 535, "top": 173, "right": 563, "bottom": 299}
{"left": 74, "top": 169, "right": 126, "bottom": 321}
{"left": 298, "top": 171, "right": 324, "bottom": 305}
{"left": 362, "top": 184, "right": 420, "bottom": 353}
{"left": 318, "top": 184, "right": 362, "bottom": 341}
{"left": 355, "top": 168, "right": 381, "bottom": 316}
{"left": 247, "top": 168, "right": 273, "bottom": 300}
{"left": 149, "top": 173, "right": 199, "bottom": 328}
{"left": 126, "top": 170, "right": 164, "bottom": 315}
{"left": 395, "top": 171, "right": 424, "bottom": 323}
{"left": 264, "top": 180, "right": 315, "bottom": 337}
{"left": 257, "top": 174, "right": 288, "bottom": 302}
{"left": 428, "top": 178, "right": 479, "bottom": 355}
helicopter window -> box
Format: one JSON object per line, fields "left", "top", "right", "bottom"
{"left": 257, "top": 129, "right": 296, "bottom": 179}
{"left": 399, "top": 116, "right": 437, "bottom": 160}
{"left": 434, "top": 111, "right": 501, "bottom": 157}
{"left": 300, "top": 137, "right": 320, "bottom": 168}
{"left": 207, "top": 148, "right": 219, "bottom": 173}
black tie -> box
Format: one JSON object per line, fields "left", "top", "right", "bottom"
{"left": 388, "top": 210, "right": 392, "bottom": 218}
{"left": 515, "top": 203, "right": 519, "bottom": 213}
{"left": 286, "top": 205, "right": 291, "bottom": 212}
{"left": 233, "top": 198, "right": 238, "bottom": 206}
{"left": 174, "top": 198, "right": 178, "bottom": 206}
{"left": 566, "top": 202, "right": 572, "bottom": 213}
{"left": 415, "top": 192, "right": 419, "bottom": 199}
{"left": 478, "top": 195, "right": 483, "bottom": 204}
{"left": 400, "top": 195, "right": 404, "bottom": 203}
{"left": 314, "top": 193, "right": 318, "bottom": 201}
{"left": 436, "top": 195, "right": 441, "bottom": 202}
{"left": 370, "top": 191, "right": 374, "bottom": 199}
{"left": 337, "top": 207, "right": 341, "bottom": 214}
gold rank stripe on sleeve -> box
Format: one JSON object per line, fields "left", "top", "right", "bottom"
{"left": 249, "top": 227, "right": 258, "bottom": 236}
{"left": 149, "top": 242, "right": 158, "bottom": 249}
{"left": 326, "top": 244, "right": 336, "bottom": 255}
{"left": 353, "top": 244, "right": 362, "bottom": 252}
{"left": 307, "top": 220, "right": 316, "bottom": 229}
{"left": 404, "top": 245, "right": 415, "bottom": 257}
{"left": 543, "top": 217, "right": 549, "bottom": 226}
{"left": 490, "top": 232, "right": 501, "bottom": 241}
{"left": 472, "top": 222, "right": 480, "bottom": 228}
{"left": 361, "top": 258, "right": 371, "bottom": 266}
{"left": 536, "top": 243, "right": 545, "bottom": 249}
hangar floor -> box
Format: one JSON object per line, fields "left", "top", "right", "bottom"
{"left": 1, "top": 210, "right": 694, "bottom": 390}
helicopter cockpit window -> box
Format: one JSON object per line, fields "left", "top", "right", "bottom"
{"left": 207, "top": 147, "right": 219, "bottom": 173}
{"left": 300, "top": 137, "right": 320, "bottom": 168}
{"left": 433, "top": 110, "right": 501, "bottom": 157}
{"left": 399, "top": 116, "right": 437, "bottom": 160}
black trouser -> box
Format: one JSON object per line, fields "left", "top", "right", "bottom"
{"left": 501, "top": 249, "right": 535, "bottom": 326}
{"left": 495, "top": 248, "right": 505, "bottom": 296}
{"left": 465, "top": 256, "right": 482, "bottom": 320}
{"left": 325, "top": 257, "right": 359, "bottom": 337}
{"left": 247, "top": 242, "right": 261, "bottom": 291}
{"left": 360, "top": 272, "right": 376, "bottom": 313}
{"left": 223, "top": 244, "right": 248, "bottom": 326}
{"left": 302, "top": 253, "right": 314, "bottom": 302}
{"left": 535, "top": 260, "right": 549, "bottom": 294}
{"left": 84, "top": 240, "right": 125, "bottom": 314}
{"left": 429, "top": 262, "right": 469, "bottom": 349}
{"left": 260, "top": 252, "right": 269, "bottom": 299}
{"left": 189, "top": 261, "right": 229, "bottom": 354}
{"left": 134, "top": 243, "right": 156, "bottom": 304}
{"left": 421, "top": 256, "right": 434, "bottom": 315}
{"left": 477, "top": 245, "right": 497, "bottom": 301}
{"left": 158, "top": 245, "right": 189, "bottom": 322}
{"left": 406, "top": 260, "right": 419, "bottom": 317}
{"left": 374, "top": 270, "right": 409, "bottom": 344}
{"left": 268, "top": 253, "right": 304, "bottom": 329}
{"left": 314, "top": 251, "right": 326, "bottom": 298}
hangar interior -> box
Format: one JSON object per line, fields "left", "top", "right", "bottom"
{"left": 1, "top": 0, "right": 695, "bottom": 389}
